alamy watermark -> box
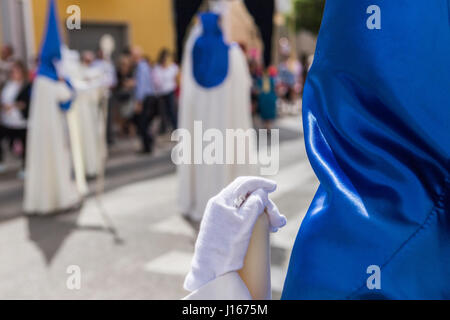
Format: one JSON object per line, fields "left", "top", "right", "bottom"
{"left": 171, "top": 121, "right": 279, "bottom": 176}
{"left": 66, "top": 265, "right": 81, "bottom": 290}
{"left": 66, "top": 5, "right": 81, "bottom": 30}
{"left": 366, "top": 5, "right": 381, "bottom": 30}
{"left": 366, "top": 265, "right": 381, "bottom": 290}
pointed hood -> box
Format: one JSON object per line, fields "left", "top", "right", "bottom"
{"left": 37, "top": 0, "right": 63, "bottom": 81}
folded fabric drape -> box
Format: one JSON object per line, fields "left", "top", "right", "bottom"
{"left": 282, "top": 0, "right": 450, "bottom": 299}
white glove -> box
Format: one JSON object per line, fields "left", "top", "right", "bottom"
{"left": 184, "top": 176, "right": 287, "bottom": 292}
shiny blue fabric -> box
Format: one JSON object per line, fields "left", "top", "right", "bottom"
{"left": 37, "top": 0, "right": 73, "bottom": 111}
{"left": 192, "top": 13, "right": 229, "bottom": 88}
{"left": 282, "top": 0, "right": 450, "bottom": 299}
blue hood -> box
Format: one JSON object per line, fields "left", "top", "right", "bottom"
{"left": 36, "top": 0, "right": 74, "bottom": 111}
{"left": 282, "top": 0, "right": 450, "bottom": 300}
{"left": 37, "top": 0, "right": 62, "bottom": 81}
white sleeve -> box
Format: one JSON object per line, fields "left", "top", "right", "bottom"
{"left": 56, "top": 81, "right": 74, "bottom": 102}
{"left": 183, "top": 272, "right": 252, "bottom": 300}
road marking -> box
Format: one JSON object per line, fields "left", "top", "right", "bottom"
{"left": 150, "top": 215, "right": 196, "bottom": 238}
{"left": 144, "top": 251, "right": 193, "bottom": 276}
{"left": 271, "top": 265, "right": 286, "bottom": 293}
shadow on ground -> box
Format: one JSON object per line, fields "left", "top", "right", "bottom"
{"left": 26, "top": 204, "right": 123, "bottom": 264}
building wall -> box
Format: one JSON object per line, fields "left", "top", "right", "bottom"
{"left": 0, "top": 3, "right": 3, "bottom": 46}
{"left": 31, "top": 0, "right": 175, "bottom": 60}
{"left": 1, "top": 0, "right": 35, "bottom": 62}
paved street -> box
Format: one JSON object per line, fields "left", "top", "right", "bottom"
{"left": 0, "top": 115, "right": 319, "bottom": 299}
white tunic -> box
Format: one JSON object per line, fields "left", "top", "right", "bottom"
{"left": 60, "top": 49, "right": 89, "bottom": 195}
{"left": 76, "top": 65, "right": 102, "bottom": 177}
{"left": 178, "top": 24, "right": 258, "bottom": 222}
{"left": 24, "top": 76, "right": 80, "bottom": 214}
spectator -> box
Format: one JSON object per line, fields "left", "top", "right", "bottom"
{"left": 79, "top": 50, "right": 104, "bottom": 178}
{"left": 248, "top": 58, "right": 262, "bottom": 115}
{"left": 113, "top": 54, "right": 136, "bottom": 136}
{"left": 132, "top": 46, "right": 158, "bottom": 154}
{"left": 153, "top": 48, "right": 179, "bottom": 133}
{"left": 256, "top": 67, "right": 277, "bottom": 130}
{"left": 92, "top": 48, "right": 117, "bottom": 145}
{"left": 0, "top": 44, "right": 15, "bottom": 90}
{"left": 0, "top": 60, "right": 32, "bottom": 178}
{"left": 278, "top": 54, "right": 303, "bottom": 101}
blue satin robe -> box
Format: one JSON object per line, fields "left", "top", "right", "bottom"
{"left": 282, "top": 0, "right": 450, "bottom": 299}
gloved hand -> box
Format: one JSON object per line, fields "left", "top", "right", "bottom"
{"left": 184, "top": 176, "right": 287, "bottom": 292}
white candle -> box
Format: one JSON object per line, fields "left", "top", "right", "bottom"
{"left": 238, "top": 210, "right": 271, "bottom": 300}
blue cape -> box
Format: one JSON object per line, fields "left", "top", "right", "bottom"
{"left": 282, "top": 0, "right": 450, "bottom": 299}
{"left": 192, "top": 13, "right": 229, "bottom": 88}
{"left": 37, "top": 0, "right": 61, "bottom": 81}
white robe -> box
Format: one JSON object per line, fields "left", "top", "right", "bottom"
{"left": 61, "top": 48, "right": 88, "bottom": 196}
{"left": 61, "top": 51, "right": 105, "bottom": 181}
{"left": 178, "top": 24, "right": 258, "bottom": 221}
{"left": 76, "top": 66, "right": 102, "bottom": 177}
{"left": 66, "top": 99, "right": 89, "bottom": 196}
{"left": 24, "top": 77, "right": 80, "bottom": 214}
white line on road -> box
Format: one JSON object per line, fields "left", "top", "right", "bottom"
{"left": 150, "top": 215, "right": 196, "bottom": 238}
{"left": 144, "top": 251, "right": 193, "bottom": 276}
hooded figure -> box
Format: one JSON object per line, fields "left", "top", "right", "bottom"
{"left": 24, "top": 0, "right": 80, "bottom": 214}
{"left": 177, "top": 12, "right": 257, "bottom": 222}
{"left": 184, "top": 0, "right": 450, "bottom": 300}
{"left": 76, "top": 52, "right": 104, "bottom": 178}
{"left": 61, "top": 47, "right": 89, "bottom": 196}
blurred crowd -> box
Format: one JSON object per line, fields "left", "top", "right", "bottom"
{"left": 0, "top": 45, "right": 31, "bottom": 178}
{"left": 0, "top": 43, "right": 181, "bottom": 179}
{"left": 249, "top": 50, "right": 311, "bottom": 130}
{"left": 0, "top": 40, "right": 310, "bottom": 180}
{"left": 103, "top": 46, "right": 180, "bottom": 154}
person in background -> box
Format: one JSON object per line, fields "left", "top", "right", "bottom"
{"left": 278, "top": 54, "right": 303, "bottom": 100}
{"left": 277, "top": 55, "right": 295, "bottom": 101}
{"left": 299, "top": 54, "right": 309, "bottom": 96}
{"left": 131, "top": 46, "right": 158, "bottom": 154}
{"left": 0, "top": 60, "right": 31, "bottom": 177}
{"left": 153, "top": 48, "right": 179, "bottom": 133}
{"left": 248, "top": 59, "right": 262, "bottom": 116}
{"left": 256, "top": 66, "right": 277, "bottom": 130}
{"left": 24, "top": 0, "right": 80, "bottom": 215}
{"left": 0, "top": 45, "right": 15, "bottom": 90}
{"left": 143, "top": 55, "right": 153, "bottom": 67}
{"left": 178, "top": 12, "right": 257, "bottom": 223}
{"left": 81, "top": 50, "right": 96, "bottom": 69}
{"left": 113, "top": 54, "right": 136, "bottom": 136}
{"left": 77, "top": 50, "right": 105, "bottom": 178}
{"left": 29, "top": 56, "right": 40, "bottom": 81}
{"left": 93, "top": 48, "right": 117, "bottom": 87}
{"left": 92, "top": 48, "right": 117, "bottom": 145}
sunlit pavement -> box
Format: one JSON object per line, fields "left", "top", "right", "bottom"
{"left": 0, "top": 115, "right": 319, "bottom": 299}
